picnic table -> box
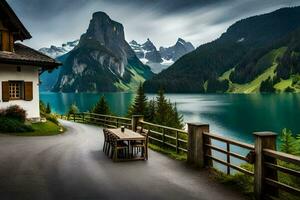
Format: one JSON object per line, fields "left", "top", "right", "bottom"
{"left": 106, "top": 128, "right": 148, "bottom": 161}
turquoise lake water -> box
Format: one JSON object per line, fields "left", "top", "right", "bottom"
{"left": 40, "top": 92, "right": 300, "bottom": 144}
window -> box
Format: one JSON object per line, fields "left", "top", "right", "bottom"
{"left": 9, "top": 81, "right": 23, "bottom": 100}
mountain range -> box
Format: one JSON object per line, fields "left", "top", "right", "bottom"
{"left": 39, "top": 40, "right": 79, "bottom": 59}
{"left": 129, "top": 38, "right": 194, "bottom": 73}
{"left": 144, "top": 6, "right": 300, "bottom": 93}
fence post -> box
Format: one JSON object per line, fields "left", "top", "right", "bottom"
{"left": 253, "top": 132, "right": 278, "bottom": 200}
{"left": 187, "top": 123, "right": 210, "bottom": 168}
{"left": 73, "top": 113, "right": 76, "bottom": 122}
{"left": 132, "top": 115, "right": 144, "bottom": 132}
{"left": 176, "top": 131, "right": 179, "bottom": 154}
{"left": 82, "top": 113, "right": 85, "bottom": 123}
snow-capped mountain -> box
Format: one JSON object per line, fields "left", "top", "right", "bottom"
{"left": 39, "top": 40, "right": 79, "bottom": 58}
{"left": 129, "top": 38, "right": 195, "bottom": 73}
{"left": 160, "top": 38, "right": 195, "bottom": 61}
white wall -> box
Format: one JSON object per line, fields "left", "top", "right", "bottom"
{"left": 0, "top": 64, "right": 40, "bottom": 119}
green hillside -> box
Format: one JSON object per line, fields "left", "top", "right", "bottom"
{"left": 144, "top": 6, "right": 300, "bottom": 94}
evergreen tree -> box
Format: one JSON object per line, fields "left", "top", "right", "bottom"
{"left": 67, "top": 103, "right": 79, "bottom": 115}
{"left": 146, "top": 98, "right": 156, "bottom": 122}
{"left": 280, "top": 128, "right": 298, "bottom": 154}
{"left": 155, "top": 89, "right": 169, "bottom": 126}
{"left": 172, "top": 103, "right": 184, "bottom": 129}
{"left": 46, "top": 103, "right": 51, "bottom": 114}
{"left": 92, "top": 96, "right": 111, "bottom": 115}
{"left": 128, "top": 83, "right": 148, "bottom": 117}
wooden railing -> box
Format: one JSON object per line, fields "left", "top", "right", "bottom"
{"left": 64, "top": 112, "right": 132, "bottom": 129}
{"left": 203, "top": 132, "right": 254, "bottom": 176}
{"left": 139, "top": 121, "right": 188, "bottom": 153}
{"left": 62, "top": 113, "right": 300, "bottom": 199}
{"left": 263, "top": 149, "right": 300, "bottom": 197}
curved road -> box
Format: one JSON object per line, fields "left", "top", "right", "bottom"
{"left": 0, "top": 120, "right": 245, "bottom": 200}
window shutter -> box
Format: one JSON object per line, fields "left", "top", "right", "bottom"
{"left": 2, "top": 31, "right": 9, "bottom": 51}
{"left": 24, "top": 82, "right": 33, "bottom": 101}
{"left": 2, "top": 81, "right": 9, "bottom": 102}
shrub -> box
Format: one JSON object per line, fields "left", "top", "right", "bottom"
{"left": 45, "top": 114, "right": 59, "bottom": 125}
{"left": 40, "top": 101, "right": 47, "bottom": 115}
{"left": 0, "top": 117, "right": 33, "bottom": 133}
{"left": 5, "top": 105, "right": 27, "bottom": 122}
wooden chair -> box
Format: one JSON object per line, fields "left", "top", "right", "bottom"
{"left": 132, "top": 129, "right": 149, "bottom": 160}
{"left": 111, "top": 135, "right": 129, "bottom": 161}
{"left": 103, "top": 129, "right": 111, "bottom": 155}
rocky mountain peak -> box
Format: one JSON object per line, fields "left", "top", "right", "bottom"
{"left": 81, "top": 11, "right": 125, "bottom": 50}
{"left": 52, "top": 11, "right": 153, "bottom": 93}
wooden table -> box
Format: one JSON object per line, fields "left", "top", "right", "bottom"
{"left": 107, "top": 128, "right": 146, "bottom": 161}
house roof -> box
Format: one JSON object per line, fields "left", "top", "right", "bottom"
{"left": 0, "top": 43, "right": 61, "bottom": 69}
{"left": 0, "top": 0, "right": 32, "bottom": 41}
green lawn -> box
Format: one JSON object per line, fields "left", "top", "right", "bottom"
{"left": 14, "top": 121, "right": 63, "bottom": 136}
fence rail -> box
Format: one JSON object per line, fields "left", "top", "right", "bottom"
{"left": 203, "top": 131, "right": 254, "bottom": 176}
{"left": 139, "top": 121, "right": 188, "bottom": 153}
{"left": 263, "top": 149, "right": 300, "bottom": 196}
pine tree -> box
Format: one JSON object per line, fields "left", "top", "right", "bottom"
{"left": 67, "top": 103, "right": 79, "bottom": 115}
{"left": 146, "top": 98, "right": 156, "bottom": 122}
{"left": 46, "top": 103, "right": 51, "bottom": 114}
{"left": 155, "top": 89, "right": 169, "bottom": 125}
{"left": 128, "top": 83, "right": 148, "bottom": 117}
{"left": 280, "top": 128, "right": 297, "bottom": 154}
{"left": 92, "top": 96, "right": 111, "bottom": 115}
{"left": 172, "top": 103, "right": 184, "bottom": 129}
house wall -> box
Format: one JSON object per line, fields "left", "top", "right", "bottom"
{"left": 0, "top": 64, "right": 40, "bottom": 119}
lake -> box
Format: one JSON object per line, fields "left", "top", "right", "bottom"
{"left": 40, "top": 92, "right": 300, "bottom": 144}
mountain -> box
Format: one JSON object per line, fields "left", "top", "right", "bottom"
{"left": 144, "top": 6, "right": 300, "bottom": 93}
{"left": 129, "top": 38, "right": 195, "bottom": 73}
{"left": 51, "top": 12, "right": 153, "bottom": 93}
{"left": 159, "top": 38, "right": 195, "bottom": 61}
{"left": 39, "top": 40, "right": 79, "bottom": 91}
{"left": 39, "top": 40, "right": 79, "bottom": 58}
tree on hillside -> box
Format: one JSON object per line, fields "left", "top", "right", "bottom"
{"left": 127, "top": 83, "right": 148, "bottom": 117}
{"left": 92, "top": 96, "right": 111, "bottom": 115}
{"left": 260, "top": 77, "right": 275, "bottom": 92}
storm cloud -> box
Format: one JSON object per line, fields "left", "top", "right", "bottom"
{"left": 7, "top": 0, "right": 300, "bottom": 49}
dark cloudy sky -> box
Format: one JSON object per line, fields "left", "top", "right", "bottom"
{"left": 7, "top": 0, "right": 300, "bottom": 49}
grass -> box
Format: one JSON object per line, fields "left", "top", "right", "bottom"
{"left": 229, "top": 64, "right": 277, "bottom": 93}
{"left": 13, "top": 121, "right": 63, "bottom": 136}
{"left": 210, "top": 166, "right": 254, "bottom": 199}
{"left": 274, "top": 75, "right": 300, "bottom": 92}
{"left": 218, "top": 47, "right": 288, "bottom": 93}
{"left": 211, "top": 162, "right": 300, "bottom": 200}
{"left": 114, "top": 65, "right": 147, "bottom": 91}
{"left": 149, "top": 143, "right": 187, "bottom": 161}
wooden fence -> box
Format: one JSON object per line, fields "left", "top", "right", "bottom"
{"left": 139, "top": 121, "right": 188, "bottom": 153}
{"left": 62, "top": 113, "right": 300, "bottom": 200}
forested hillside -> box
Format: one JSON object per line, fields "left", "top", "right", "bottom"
{"left": 144, "top": 7, "right": 300, "bottom": 93}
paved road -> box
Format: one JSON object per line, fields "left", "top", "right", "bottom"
{"left": 0, "top": 120, "right": 245, "bottom": 200}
